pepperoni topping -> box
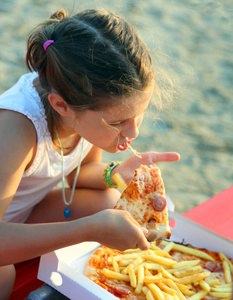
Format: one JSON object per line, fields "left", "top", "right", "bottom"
{"left": 114, "top": 285, "right": 131, "bottom": 296}
{"left": 205, "top": 261, "right": 222, "bottom": 272}
{"left": 151, "top": 195, "right": 167, "bottom": 212}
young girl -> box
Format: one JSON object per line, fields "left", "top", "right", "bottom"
{"left": 0, "top": 8, "right": 179, "bottom": 299}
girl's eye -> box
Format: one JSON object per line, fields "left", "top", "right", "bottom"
{"left": 109, "top": 122, "right": 122, "bottom": 127}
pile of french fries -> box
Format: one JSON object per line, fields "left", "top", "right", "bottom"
{"left": 103, "top": 241, "right": 233, "bottom": 300}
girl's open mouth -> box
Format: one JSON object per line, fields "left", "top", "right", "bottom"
{"left": 117, "top": 140, "right": 131, "bottom": 151}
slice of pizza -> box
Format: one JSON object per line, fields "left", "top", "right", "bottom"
{"left": 113, "top": 164, "right": 171, "bottom": 242}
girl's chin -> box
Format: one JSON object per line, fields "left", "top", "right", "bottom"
{"left": 102, "top": 146, "right": 126, "bottom": 154}
{"left": 100, "top": 146, "right": 120, "bottom": 154}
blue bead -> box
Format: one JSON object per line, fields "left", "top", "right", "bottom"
{"left": 64, "top": 207, "right": 71, "bottom": 219}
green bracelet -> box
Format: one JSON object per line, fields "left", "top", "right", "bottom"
{"left": 103, "top": 161, "right": 122, "bottom": 188}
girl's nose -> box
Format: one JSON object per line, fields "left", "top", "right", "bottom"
{"left": 120, "top": 118, "right": 139, "bottom": 140}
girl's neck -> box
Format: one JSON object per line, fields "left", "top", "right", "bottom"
{"left": 54, "top": 127, "right": 81, "bottom": 155}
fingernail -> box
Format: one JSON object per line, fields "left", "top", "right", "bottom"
{"left": 141, "top": 227, "right": 148, "bottom": 234}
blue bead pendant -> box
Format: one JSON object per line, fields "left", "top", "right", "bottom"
{"left": 64, "top": 207, "right": 71, "bottom": 219}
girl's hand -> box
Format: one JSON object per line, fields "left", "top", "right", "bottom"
{"left": 90, "top": 209, "right": 150, "bottom": 251}
{"left": 113, "top": 151, "right": 180, "bottom": 185}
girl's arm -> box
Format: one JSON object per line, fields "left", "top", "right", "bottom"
{"left": 0, "top": 216, "right": 92, "bottom": 265}
{"left": 66, "top": 145, "right": 108, "bottom": 189}
{"left": 0, "top": 208, "right": 150, "bottom": 265}
{"left": 66, "top": 145, "right": 180, "bottom": 189}
{"left": 0, "top": 110, "right": 37, "bottom": 220}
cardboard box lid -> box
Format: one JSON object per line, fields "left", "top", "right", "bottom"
{"left": 38, "top": 242, "right": 118, "bottom": 300}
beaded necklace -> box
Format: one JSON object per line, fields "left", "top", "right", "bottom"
{"left": 56, "top": 131, "right": 84, "bottom": 219}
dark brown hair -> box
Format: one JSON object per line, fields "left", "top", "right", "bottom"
{"left": 26, "top": 8, "right": 155, "bottom": 138}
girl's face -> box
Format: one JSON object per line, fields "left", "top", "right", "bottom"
{"left": 72, "top": 84, "right": 154, "bottom": 153}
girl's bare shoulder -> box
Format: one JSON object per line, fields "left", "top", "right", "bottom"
{"left": 0, "top": 109, "right": 37, "bottom": 157}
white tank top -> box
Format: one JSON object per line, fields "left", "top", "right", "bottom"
{"left": 0, "top": 72, "right": 93, "bottom": 223}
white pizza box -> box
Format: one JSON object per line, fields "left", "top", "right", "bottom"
{"left": 37, "top": 211, "right": 233, "bottom": 300}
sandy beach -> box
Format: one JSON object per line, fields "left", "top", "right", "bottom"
{"left": 0, "top": 0, "right": 232, "bottom": 214}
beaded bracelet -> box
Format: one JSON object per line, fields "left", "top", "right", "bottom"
{"left": 103, "top": 161, "right": 122, "bottom": 188}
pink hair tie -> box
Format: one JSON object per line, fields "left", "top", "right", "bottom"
{"left": 43, "top": 40, "right": 54, "bottom": 51}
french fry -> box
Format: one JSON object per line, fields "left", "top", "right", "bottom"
{"left": 188, "top": 290, "right": 208, "bottom": 300}
{"left": 123, "top": 248, "right": 141, "bottom": 253}
{"left": 112, "top": 173, "right": 127, "bottom": 189}
{"left": 145, "top": 262, "right": 163, "bottom": 271}
{"left": 182, "top": 289, "right": 196, "bottom": 297}
{"left": 146, "top": 254, "right": 177, "bottom": 268}
{"left": 144, "top": 273, "right": 163, "bottom": 284}
{"left": 157, "top": 282, "right": 177, "bottom": 296}
{"left": 148, "top": 248, "right": 172, "bottom": 258}
{"left": 152, "top": 250, "right": 172, "bottom": 259}
{"left": 113, "top": 251, "right": 146, "bottom": 261}
{"left": 199, "top": 279, "right": 211, "bottom": 292}
{"left": 162, "top": 241, "right": 175, "bottom": 253}
{"left": 142, "top": 286, "right": 156, "bottom": 300}
{"left": 160, "top": 241, "right": 215, "bottom": 261}
{"left": 135, "top": 265, "right": 144, "bottom": 294}
{"left": 209, "top": 291, "right": 232, "bottom": 299}
{"left": 145, "top": 268, "right": 153, "bottom": 276}
{"left": 207, "top": 278, "right": 221, "bottom": 286}
{"left": 219, "top": 252, "right": 233, "bottom": 274}
{"left": 147, "top": 283, "right": 166, "bottom": 300}
{"left": 162, "top": 292, "right": 176, "bottom": 300}
{"left": 142, "top": 286, "right": 150, "bottom": 294}
{"left": 166, "top": 279, "right": 186, "bottom": 300}
{"left": 173, "top": 282, "right": 190, "bottom": 292}
{"left": 121, "top": 256, "right": 144, "bottom": 274}
{"left": 112, "top": 258, "right": 120, "bottom": 273}
{"left": 128, "top": 264, "right": 137, "bottom": 288}
{"left": 118, "top": 259, "right": 134, "bottom": 267}
{"left": 173, "top": 260, "right": 200, "bottom": 269}
{"left": 166, "top": 267, "right": 192, "bottom": 275}
{"left": 173, "top": 266, "right": 202, "bottom": 278}
{"left": 223, "top": 260, "right": 232, "bottom": 284}
{"left": 211, "top": 285, "right": 232, "bottom": 292}
{"left": 102, "top": 268, "right": 130, "bottom": 281}
{"left": 173, "top": 295, "right": 181, "bottom": 300}
{"left": 215, "top": 283, "right": 232, "bottom": 288}
{"left": 159, "top": 267, "right": 178, "bottom": 281}
{"left": 176, "top": 272, "right": 211, "bottom": 285}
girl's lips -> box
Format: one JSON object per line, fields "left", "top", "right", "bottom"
{"left": 117, "top": 140, "right": 132, "bottom": 151}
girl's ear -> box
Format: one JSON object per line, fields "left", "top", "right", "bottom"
{"left": 48, "top": 93, "right": 72, "bottom": 117}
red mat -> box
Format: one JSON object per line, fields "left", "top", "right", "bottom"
{"left": 9, "top": 257, "right": 43, "bottom": 300}
{"left": 183, "top": 185, "right": 233, "bottom": 240}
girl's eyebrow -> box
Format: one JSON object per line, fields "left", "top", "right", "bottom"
{"left": 105, "top": 105, "right": 149, "bottom": 123}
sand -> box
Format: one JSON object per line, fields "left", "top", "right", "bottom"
{"left": 0, "top": 0, "right": 232, "bottom": 214}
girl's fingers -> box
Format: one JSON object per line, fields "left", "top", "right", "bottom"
{"left": 141, "top": 227, "right": 148, "bottom": 234}
{"left": 137, "top": 232, "right": 151, "bottom": 250}
{"left": 127, "top": 214, "right": 150, "bottom": 249}
{"left": 143, "top": 152, "right": 180, "bottom": 164}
